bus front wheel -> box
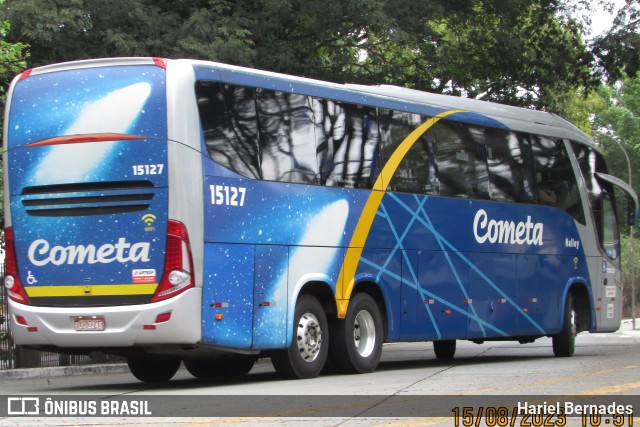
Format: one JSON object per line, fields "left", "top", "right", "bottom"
{"left": 126, "top": 354, "right": 181, "bottom": 382}
{"left": 271, "top": 294, "right": 328, "bottom": 379}
{"left": 330, "top": 293, "right": 383, "bottom": 374}
{"left": 552, "top": 294, "right": 577, "bottom": 357}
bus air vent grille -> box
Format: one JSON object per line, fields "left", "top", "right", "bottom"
{"left": 20, "top": 181, "right": 156, "bottom": 217}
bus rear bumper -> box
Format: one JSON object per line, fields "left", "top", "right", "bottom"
{"left": 7, "top": 288, "right": 202, "bottom": 348}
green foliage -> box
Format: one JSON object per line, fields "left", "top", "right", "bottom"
{"left": 0, "top": 18, "right": 29, "bottom": 223}
{"left": 389, "top": 1, "right": 596, "bottom": 110}
{"left": 621, "top": 233, "right": 639, "bottom": 318}
{"left": 0, "top": 19, "right": 29, "bottom": 111}
{"left": 591, "top": 1, "right": 640, "bottom": 82}
{"left": 552, "top": 87, "right": 600, "bottom": 136}
{"left": 584, "top": 75, "right": 640, "bottom": 315}
{"left": 3, "top": 0, "right": 183, "bottom": 62}
{"left": 2, "top": 0, "right": 599, "bottom": 112}
{"left": 591, "top": 76, "right": 640, "bottom": 199}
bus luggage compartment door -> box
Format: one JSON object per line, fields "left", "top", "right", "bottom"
{"left": 201, "top": 243, "right": 254, "bottom": 349}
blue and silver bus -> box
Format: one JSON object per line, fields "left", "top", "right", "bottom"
{"left": 3, "top": 58, "right": 638, "bottom": 382}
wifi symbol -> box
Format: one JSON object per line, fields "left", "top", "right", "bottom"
{"left": 142, "top": 214, "right": 157, "bottom": 227}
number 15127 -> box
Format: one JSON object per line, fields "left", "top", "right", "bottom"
{"left": 210, "top": 185, "right": 246, "bottom": 206}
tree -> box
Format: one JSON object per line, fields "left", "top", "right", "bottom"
{"left": 3, "top": 0, "right": 599, "bottom": 112}
{"left": 354, "top": 1, "right": 597, "bottom": 111}
{"left": 0, "top": 16, "right": 29, "bottom": 223}
{"left": 591, "top": 0, "right": 640, "bottom": 82}
{"left": 591, "top": 77, "right": 640, "bottom": 197}
{"left": 584, "top": 75, "right": 640, "bottom": 318}
{"left": 3, "top": 0, "right": 185, "bottom": 62}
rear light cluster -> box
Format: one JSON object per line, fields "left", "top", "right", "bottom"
{"left": 153, "top": 57, "right": 168, "bottom": 69}
{"left": 3, "top": 227, "right": 30, "bottom": 304}
{"left": 151, "top": 220, "right": 195, "bottom": 302}
{"left": 3, "top": 220, "right": 193, "bottom": 305}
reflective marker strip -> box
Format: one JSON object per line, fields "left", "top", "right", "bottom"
{"left": 25, "top": 284, "right": 158, "bottom": 297}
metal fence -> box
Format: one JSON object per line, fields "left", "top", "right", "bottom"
{"left": 0, "top": 263, "right": 124, "bottom": 369}
{"left": 0, "top": 263, "right": 15, "bottom": 369}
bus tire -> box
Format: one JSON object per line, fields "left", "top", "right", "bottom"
{"left": 126, "top": 354, "right": 181, "bottom": 382}
{"left": 184, "top": 354, "right": 256, "bottom": 379}
{"left": 271, "top": 295, "right": 328, "bottom": 379}
{"left": 433, "top": 340, "right": 456, "bottom": 360}
{"left": 552, "top": 294, "right": 576, "bottom": 357}
{"left": 330, "top": 293, "right": 383, "bottom": 374}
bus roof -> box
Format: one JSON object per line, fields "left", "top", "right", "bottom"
{"left": 19, "top": 57, "right": 598, "bottom": 151}
{"left": 345, "top": 84, "right": 595, "bottom": 149}
{"left": 186, "top": 59, "right": 598, "bottom": 151}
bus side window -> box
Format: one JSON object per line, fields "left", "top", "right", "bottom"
{"left": 257, "top": 90, "right": 319, "bottom": 184}
{"left": 315, "top": 100, "right": 378, "bottom": 189}
{"left": 572, "top": 142, "right": 608, "bottom": 210}
{"left": 196, "top": 82, "right": 260, "bottom": 179}
{"left": 531, "top": 136, "right": 585, "bottom": 224}
{"left": 431, "top": 121, "right": 489, "bottom": 199}
{"left": 378, "top": 110, "right": 436, "bottom": 194}
{"left": 486, "top": 129, "right": 535, "bottom": 203}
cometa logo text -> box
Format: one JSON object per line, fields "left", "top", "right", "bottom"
{"left": 28, "top": 238, "right": 151, "bottom": 266}
{"left": 473, "top": 209, "right": 544, "bottom": 246}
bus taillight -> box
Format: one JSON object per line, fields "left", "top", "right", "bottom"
{"left": 153, "top": 57, "right": 168, "bottom": 69}
{"left": 18, "top": 69, "right": 33, "bottom": 80}
{"left": 151, "top": 220, "right": 195, "bottom": 303}
{"left": 3, "top": 227, "right": 30, "bottom": 304}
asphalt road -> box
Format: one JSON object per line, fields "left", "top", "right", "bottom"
{"left": 1, "top": 323, "right": 639, "bottom": 426}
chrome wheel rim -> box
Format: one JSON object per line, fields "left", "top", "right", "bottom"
{"left": 353, "top": 310, "right": 376, "bottom": 357}
{"left": 296, "top": 312, "right": 322, "bottom": 363}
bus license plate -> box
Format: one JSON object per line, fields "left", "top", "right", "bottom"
{"left": 72, "top": 316, "right": 106, "bottom": 331}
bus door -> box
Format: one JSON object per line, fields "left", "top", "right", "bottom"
{"left": 594, "top": 173, "right": 638, "bottom": 331}
{"left": 597, "top": 194, "right": 622, "bottom": 331}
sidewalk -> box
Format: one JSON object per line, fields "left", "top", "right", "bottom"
{"left": 618, "top": 317, "right": 640, "bottom": 334}
{"left": 0, "top": 362, "right": 130, "bottom": 381}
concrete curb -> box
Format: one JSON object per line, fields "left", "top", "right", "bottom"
{"left": 0, "top": 358, "right": 271, "bottom": 380}
{"left": 0, "top": 363, "right": 130, "bottom": 380}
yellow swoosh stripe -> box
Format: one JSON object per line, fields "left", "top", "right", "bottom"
{"left": 335, "top": 109, "right": 465, "bottom": 317}
{"left": 25, "top": 284, "right": 158, "bottom": 297}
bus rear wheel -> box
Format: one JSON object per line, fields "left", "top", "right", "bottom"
{"left": 271, "top": 295, "right": 328, "bottom": 379}
{"left": 126, "top": 354, "right": 181, "bottom": 382}
{"left": 330, "top": 293, "right": 383, "bottom": 374}
{"left": 184, "top": 354, "right": 256, "bottom": 379}
{"left": 553, "top": 294, "right": 577, "bottom": 357}
{"left": 433, "top": 340, "right": 456, "bottom": 360}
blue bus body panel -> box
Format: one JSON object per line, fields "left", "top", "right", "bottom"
{"left": 7, "top": 65, "right": 168, "bottom": 294}
{"left": 201, "top": 157, "right": 590, "bottom": 347}
{"left": 193, "top": 62, "right": 592, "bottom": 347}
{"left": 418, "top": 250, "right": 471, "bottom": 340}
{"left": 253, "top": 245, "right": 289, "bottom": 348}
{"left": 202, "top": 243, "right": 255, "bottom": 348}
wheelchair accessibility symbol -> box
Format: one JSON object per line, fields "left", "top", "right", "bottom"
{"left": 26, "top": 271, "right": 38, "bottom": 285}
